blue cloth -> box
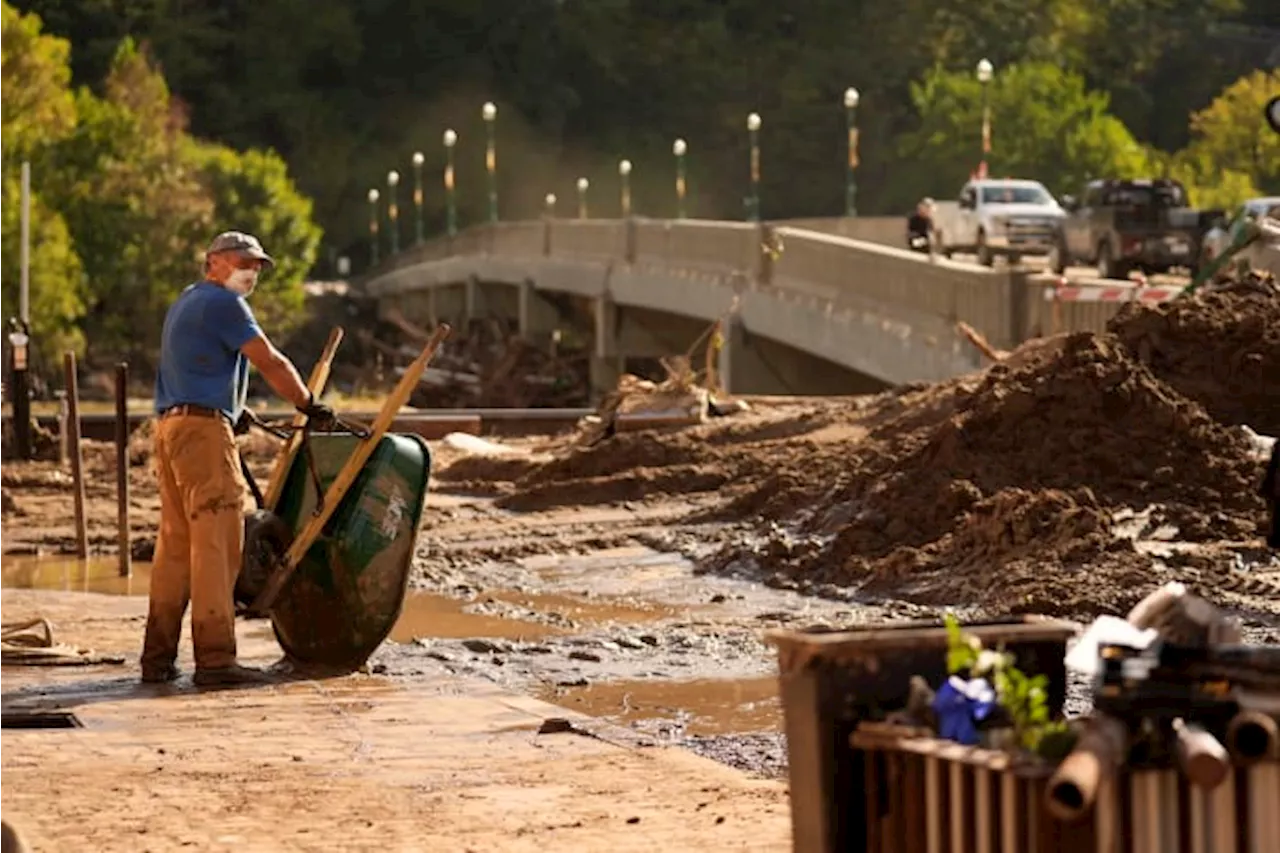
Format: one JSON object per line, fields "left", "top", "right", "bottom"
{"left": 154, "top": 281, "right": 263, "bottom": 420}
{"left": 932, "top": 676, "right": 997, "bottom": 746}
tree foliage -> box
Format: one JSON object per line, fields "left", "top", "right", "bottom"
{"left": 0, "top": 174, "right": 85, "bottom": 357}
{"left": 14, "top": 0, "right": 1274, "bottom": 268}
{"left": 1, "top": 1, "right": 322, "bottom": 374}
{"left": 190, "top": 142, "right": 322, "bottom": 337}
{"left": 1, "top": 0, "right": 76, "bottom": 164}
{"left": 1184, "top": 70, "right": 1280, "bottom": 195}
{"left": 895, "top": 63, "right": 1151, "bottom": 203}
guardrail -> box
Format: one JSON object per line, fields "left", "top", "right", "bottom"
{"left": 361, "top": 220, "right": 1183, "bottom": 371}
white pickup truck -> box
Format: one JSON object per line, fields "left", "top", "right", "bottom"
{"left": 933, "top": 179, "right": 1067, "bottom": 266}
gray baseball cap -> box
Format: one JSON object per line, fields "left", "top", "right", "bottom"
{"left": 206, "top": 230, "right": 275, "bottom": 269}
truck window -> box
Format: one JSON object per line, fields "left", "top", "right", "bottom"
{"left": 979, "top": 185, "right": 1052, "bottom": 205}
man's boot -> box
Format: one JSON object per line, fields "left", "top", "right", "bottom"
{"left": 193, "top": 663, "right": 275, "bottom": 687}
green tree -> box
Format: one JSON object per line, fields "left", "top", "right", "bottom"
{"left": 1, "top": 0, "right": 77, "bottom": 164}
{"left": 894, "top": 62, "right": 1151, "bottom": 207}
{"left": 45, "top": 38, "right": 214, "bottom": 367}
{"left": 0, "top": 174, "right": 86, "bottom": 357}
{"left": 1183, "top": 70, "right": 1280, "bottom": 195}
{"left": 190, "top": 141, "right": 323, "bottom": 337}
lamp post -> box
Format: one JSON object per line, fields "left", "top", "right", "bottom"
{"left": 386, "top": 170, "right": 401, "bottom": 255}
{"left": 367, "top": 188, "right": 381, "bottom": 266}
{"left": 843, "top": 88, "right": 860, "bottom": 217}
{"left": 746, "top": 112, "right": 762, "bottom": 222}
{"left": 619, "top": 159, "right": 632, "bottom": 217}
{"left": 544, "top": 192, "right": 557, "bottom": 219}
{"left": 673, "top": 138, "right": 688, "bottom": 219}
{"left": 482, "top": 101, "right": 498, "bottom": 223}
{"left": 576, "top": 177, "right": 589, "bottom": 219}
{"left": 977, "top": 58, "right": 994, "bottom": 178}
{"left": 443, "top": 129, "right": 458, "bottom": 237}
{"left": 411, "top": 151, "right": 425, "bottom": 245}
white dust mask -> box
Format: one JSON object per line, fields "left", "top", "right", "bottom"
{"left": 226, "top": 268, "right": 259, "bottom": 296}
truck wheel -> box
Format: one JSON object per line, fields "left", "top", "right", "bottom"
{"left": 976, "top": 231, "right": 994, "bottom": 267}
{"left": 1047, "top": 240, "right": 1067, "bottom": 274}
{"left": 1096, "top": 242, "right": 1117, "bottom": 279}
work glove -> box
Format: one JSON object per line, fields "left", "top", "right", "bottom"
{"left": 297, "top": 394, "right": 339, "bottom": 432}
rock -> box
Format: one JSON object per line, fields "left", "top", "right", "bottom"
{"left": 462, "top": 638, "right": 503, "bottom": 654}
{"left": 569, "top": 650, "right": 602, "bottom": 663}
{"left": 639, "top": 634, "right": 660, "bottom": 647}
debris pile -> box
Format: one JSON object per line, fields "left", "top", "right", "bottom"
{"left": 1108, "top": 285, "right": 1280, "bottom": 435}
{"left": 453, "top": 288, "right": 1276, "bottom": 618}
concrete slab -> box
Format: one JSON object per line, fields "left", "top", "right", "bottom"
{"left": 1, "top": 589, "right": 790, "bottom": 852}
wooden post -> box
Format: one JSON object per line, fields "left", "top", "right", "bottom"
{"left": 115, "top": 362, "right": 131, "bottom": 577}
{"left": 63, "top": 351, "right": 88, "bottom": 559}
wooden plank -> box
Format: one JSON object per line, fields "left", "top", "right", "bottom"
{"left": 262, "top": 327, "right": 345, "bottom": 510}
{"left": 248, "top": 323, "right": 451, "bottom": 615}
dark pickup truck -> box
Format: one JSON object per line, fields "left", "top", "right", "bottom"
{"left": 1048, "top": 178, "right": 1220, "bottom": 279}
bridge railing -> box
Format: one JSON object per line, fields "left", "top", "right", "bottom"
{"left": 361, "top": 218, "right": 1026, "bottom": 349}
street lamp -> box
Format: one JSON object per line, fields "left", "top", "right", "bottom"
{"left": 977, "top": 58, "right": 994, "bottom": 177}
{"left": 843, "top": 88, "right": 860, "bottom": 217}
{"left": 412, "top": 151, "right": 425, "bottom": 245}
{"left": 673, "top": 138, "right": 688, "bottom": 219}
{"left": 443, "top": 129, "right": 458, "bottom": 237}
{"left": 386, "top": 169, "right": 401, "bottom": 255}
{"left": 367, "top": 188, "right": 381, "bottom": 266}
{"left": 746, "top": 112, "right": 762, "bottom": 222}
{"left": 545, "top": 192, "right": 557, "bottom": 218}
{"left": 619, "top": 159, "right": 633, "bottom": 218}
{"left": 482, "top": 101, "right": 498, "bottom": 223}
{"left": 576, "top": 177, "right": 589, "bottom": 219}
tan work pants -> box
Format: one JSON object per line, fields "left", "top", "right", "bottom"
{"left": 141, "top": 414, "right": 247, "bottom": 672}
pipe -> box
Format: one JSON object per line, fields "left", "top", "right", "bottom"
{"left": 1226, "top": 709, "right": 1279, "bottom": 763}
{"left": 1045, "top": 714, "right": 1127, "bottom": 822}
{"left": 1173, "top": 718, "right": 1230, "bottom": 789}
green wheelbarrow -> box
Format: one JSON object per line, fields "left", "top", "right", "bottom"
{"left": 233, "top": 324, "right": 451, "bottom": 671}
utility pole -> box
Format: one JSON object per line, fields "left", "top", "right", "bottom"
{"left": 9, "top": 162, "right": 34, "bottom": 459}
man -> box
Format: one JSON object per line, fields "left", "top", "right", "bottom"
{"left": 143, "top": 230, "right": 335, "bottom": 686}
{"left": 907, "top": 197, "right": 936, "bottom": 253}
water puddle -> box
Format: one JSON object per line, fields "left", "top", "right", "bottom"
{"left": 536, "top": 676, "right": 782, "bottom": 736}
{"left": 1, "top": 557, "right": 152, "bottom": 596}
{"left": 388, "top": 593, "right": 563, "bottom": 643}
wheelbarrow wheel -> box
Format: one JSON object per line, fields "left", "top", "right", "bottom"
{"left": 236, "top": 510, "right": 294, "bottom": 612}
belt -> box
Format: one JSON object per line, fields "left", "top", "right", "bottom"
{"left": 160, "top": 404, "right": 229, "bottom": 421}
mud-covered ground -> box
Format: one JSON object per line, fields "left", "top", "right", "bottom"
{"left": 4, "top": 286, "right": 1280, "bottom": 779}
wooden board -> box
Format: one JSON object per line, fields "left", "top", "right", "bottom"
{"left": 262, "top": 327, "right": 345, "bottom": 510}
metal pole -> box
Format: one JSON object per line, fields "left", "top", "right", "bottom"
{"left": 115, "top": 363, "right": 131, "bottom": 577}
{"left": 844, "top": 89, "right": 860, "bottom": 217}
{"left": 8, "top": 319, "right": 32, "bottom": 460}
{"left": 674, "top": 139, "right": 688, "bottom": 219}
{"left": 64, "top": 351, "right": 88, "bottom": 559}
{"left": 387, "top": 170, "right": 400, "bottom": 255}
{"left": 619, "top": 160, "right": 632, "bottom": 218}
{"left": 483, "top": 102, "right": 498, "bottom": 224}
{"left": 444, "top": 129, "right": 458, "bottom": 237}
{"left": 368, "top": 189, "right": 380, "bottom": 266}
{"left": 412, "top": 152, "right": 425, "bottom": 245}
{"left": 576, "top": 177, "right": 589, "bottom": 220}
{"left": 747, "top": 113, "right": 762, "bottom": 222}
{"left": 20, "top": 161, "right": 30, "bottom": 324}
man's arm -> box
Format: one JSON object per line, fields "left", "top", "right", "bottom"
{"left": 241, "top": 335, "right": 311, "bottom": 410}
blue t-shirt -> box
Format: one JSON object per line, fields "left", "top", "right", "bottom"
{"left": 154, "top": 281, "right": 264, "bottom": 419}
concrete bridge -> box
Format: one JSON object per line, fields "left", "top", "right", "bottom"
{"left": 358, "top": 218, "right": 1133, "bottom": 397}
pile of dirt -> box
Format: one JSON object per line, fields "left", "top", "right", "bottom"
{"left": 1108, "top": 287, "right": 1280, "bottom": 436}
{"left": 711, "top": 332, "right": 1266, "bottom": 615}
{"left": 463, "top": 324, "right": 1269, "bottom": 616}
